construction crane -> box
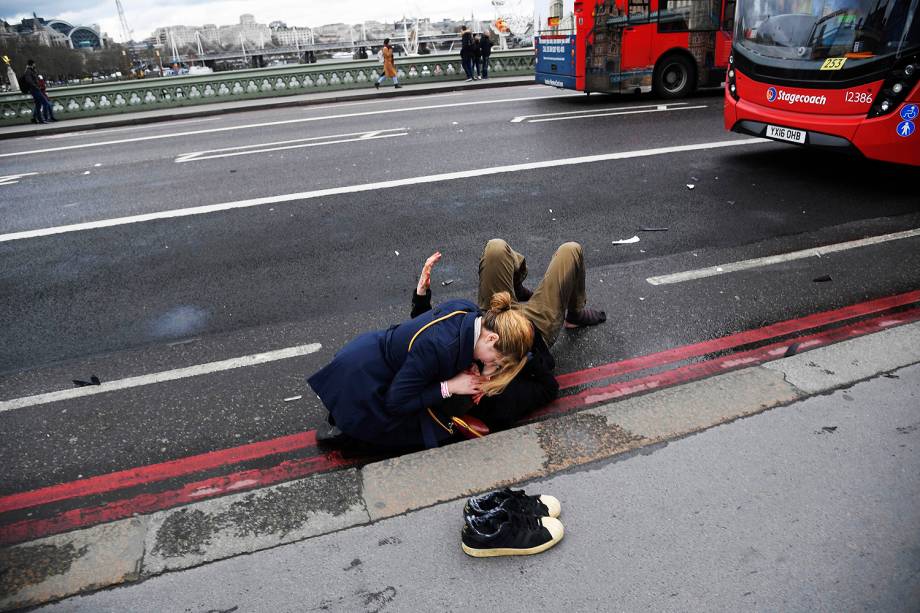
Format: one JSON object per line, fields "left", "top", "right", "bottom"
{"left": 115, "top": 0, "right": 133, "bottom": 43}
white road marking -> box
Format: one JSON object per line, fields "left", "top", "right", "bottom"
{"left": 0, "top": 92, "right": 582, "bottom": 159}
{"left": 646, "top": 228, "right": 920, "bottom": 285}
{"left": 0, "top": 138, "right": 766, "bottom": 243}
{"left": 529, "top": 105, "right": 707, "bottom": 123}
{"left": 33, "top": 117, "right": 222, "bottom": 140}
{"left": 0, "top": 172, "right": 38, "bottom": 186}
{"left": 0, "top": 343, "right": 322, "bottom": 413}
{"left": 175, "top": 129, "right": 408, "bottom": 163}
{"left": 511, "top": 102, "right": 706, "bottom": 123}
{"left": 512, "top": 102, "right": 686, "bottom": 122}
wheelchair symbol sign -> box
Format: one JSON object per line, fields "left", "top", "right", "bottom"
{"left": 901, "top": 104, "right": 919, "bottom": 121}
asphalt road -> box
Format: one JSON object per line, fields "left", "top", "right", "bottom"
{"left": 1, "top": 84, "right": 919, "bottom": 507}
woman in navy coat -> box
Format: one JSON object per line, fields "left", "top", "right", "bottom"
{"left": 308, "top": 291, "right": 533, "bottom": 449}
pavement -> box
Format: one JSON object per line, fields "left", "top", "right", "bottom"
{"left": 3, "top": 319, "right": 919, "bottom": 611}
{"left": 0, "top": 76, "right": 533, "bottom": 140}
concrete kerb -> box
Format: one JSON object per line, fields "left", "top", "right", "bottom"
{"left": 0, "top": 77, "right": 534, "bottom": 141}
{"left": 2, "top": 321, "right": 919, "bottom": 611}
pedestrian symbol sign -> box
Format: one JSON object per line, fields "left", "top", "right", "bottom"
{"left": 896, "top": 120, "right": 915, "bottom": 138}
{"left": 900, "top": 104, "right": 919, "bottom": 121}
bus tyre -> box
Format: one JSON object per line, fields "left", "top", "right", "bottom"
{"left": 654, "top": 54, "right": 696, "bottom": 99}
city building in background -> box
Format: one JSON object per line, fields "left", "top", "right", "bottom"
{"left": 0, "top": 15, "right": 108, "bottom": 49}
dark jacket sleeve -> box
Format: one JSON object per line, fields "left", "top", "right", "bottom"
{"left": 470, "top": 345, "right": 558, "bottom": 430}
{"left": 21, "top": 69, "right": 39, "bottom": 92}
{"left": 384, "top": 335, "right": 446, "bottom": 416}
{"left": 410, "top": 289, "right": 433, "bottom": 319}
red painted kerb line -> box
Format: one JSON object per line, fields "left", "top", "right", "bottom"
{"left": 1, "top": 289, "right": 918, "bottom": 516}
{"left": 2, "top": 306, "right": 918, "bottom": 546}
{"left": 0, "top": 452, "right": 363, "bottom": 547}
{"left": 555, "top": 289, "right": 920, "bottom": 388}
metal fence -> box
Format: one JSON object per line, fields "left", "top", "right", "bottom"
{"left": 1, "top": 50, "right": 534, "bottom": 124}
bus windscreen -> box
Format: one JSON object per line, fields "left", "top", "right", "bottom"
{"left": 735, "top": 0, "right": 919, "bottom": 60}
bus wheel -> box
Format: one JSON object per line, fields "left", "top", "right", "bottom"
{"left": 654, "top": 55, "right": 695, "bottom": 99}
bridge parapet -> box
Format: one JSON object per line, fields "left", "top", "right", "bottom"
{"left": 0, "top": 50, "right": 534, "bottom": 125}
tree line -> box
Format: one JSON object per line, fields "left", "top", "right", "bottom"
{"left": 2, "top": 38, "right": 134, "bottom": 87}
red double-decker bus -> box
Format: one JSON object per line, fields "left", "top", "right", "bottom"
{"left": 535, "top": 0, "right": 735, "bottom": 97}
{"left": 725, "top": 0, "right": 920, "bottom": 165}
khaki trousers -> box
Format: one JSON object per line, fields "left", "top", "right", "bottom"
{"left": 478, "top": 239, "right": 586, "bottom": 347}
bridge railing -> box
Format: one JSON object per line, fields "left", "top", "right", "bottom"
{"left": 1, "top": 49, "right": 534, "bottom": 125}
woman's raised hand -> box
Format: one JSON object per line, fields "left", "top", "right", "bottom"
{"left": 445, "top": 369, "right": 485, "bottom": 396}
{"left": 416, "top": 251, "right": 442, "bottom": 296}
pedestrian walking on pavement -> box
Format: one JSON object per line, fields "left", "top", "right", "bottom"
{"left": 479, "top": 32, "right": 494, "bottom": 79}
{"left": 20, "top": 60, "right": 54, "bottom": 124}
{"left": 308, "top": 292, "right": 534, "bottom": 450}
{"left": 460, "top": 26, "right": 475, "bottom": 81}
{"left": 374, "top": 39, "right": 402, "bottom": 89}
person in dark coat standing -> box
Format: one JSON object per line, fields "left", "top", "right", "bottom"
{"left": 479, "top": 32, "right": 494, "bottom": 79}
{"left": 309, "top": 292, "right": 534, "bottom": 449}
{"left": 472, "top": 34, "right": 483, "bottom": 79}
{"left": 460, "top": 26, "right": 475, "bottom": 81}
{"left": 20, "top": 60, "right": 52, "bottom": 124}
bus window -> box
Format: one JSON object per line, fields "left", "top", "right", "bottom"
{"left": 659, "top": 0, "right": 723, "bottom": 32}
{"left": 628, "top": 0, "right": 651, "bottom": 23}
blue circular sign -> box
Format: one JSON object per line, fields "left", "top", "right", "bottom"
{"left": 901, "top": 104, "right": 919, "bottom": 121}
{"left": 897, "top": 120, "right": 915, "bottom": 138}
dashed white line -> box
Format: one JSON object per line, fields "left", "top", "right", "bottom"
{"left": 646, "top": 228, "right": 920, "bottom": 285}
{"left": 0, "top": 343, "right": 323, "bottom": 412}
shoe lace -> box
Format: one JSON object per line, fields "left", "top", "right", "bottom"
{"left": 508, "top": 509, "right": 540, "bottom": 535}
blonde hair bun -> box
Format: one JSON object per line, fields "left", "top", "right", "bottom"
{"left": 489, "top": 291, "right": 513, "bottom": 312}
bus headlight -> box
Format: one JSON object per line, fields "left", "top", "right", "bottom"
{"left": 868, "top": 54, "right": 919, "bottom": 118}
{"left": 727, "top": 53, "right": 738, "bottom": 100}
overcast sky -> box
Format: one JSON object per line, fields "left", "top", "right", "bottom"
{"left": 2, "top": 1, "right": 553, "bottom": 42}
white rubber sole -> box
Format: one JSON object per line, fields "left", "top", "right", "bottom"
{"left": 462, "top": 517, "right": 564, "bottom": 557}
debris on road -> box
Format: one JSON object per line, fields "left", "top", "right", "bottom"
{"left": 72, "top": 375, "right": 101, "bottom": 387}
{"left": 283, "top": 395, "right": 302, "bottom": 402}
{"left": 441, "top": 279, "right": 455, "bottom": 286}
{"left": 813, "top": 275, "right": 832, "bottom": 283}
{"left": 686, "top": 184, "right": 695, "bottom": 190}
{"left": 639, "top": 227, "right": 669, "bottom": 232}
{"left": 611, "top": 236, "right": 640, "bottom": 245}
{"left": 394, "top": 250, "right": 399, "bottom": 256}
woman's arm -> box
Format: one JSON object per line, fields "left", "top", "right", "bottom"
{"left": 385, "top": 338, "right": 484, "bottom": 415}
{"left": 410, "top": 252, "right": 440, "bottom": 318}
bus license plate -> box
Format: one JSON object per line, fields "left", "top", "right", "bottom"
{"left": 766, "top": 125, "right": 806, "bottom": 144}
